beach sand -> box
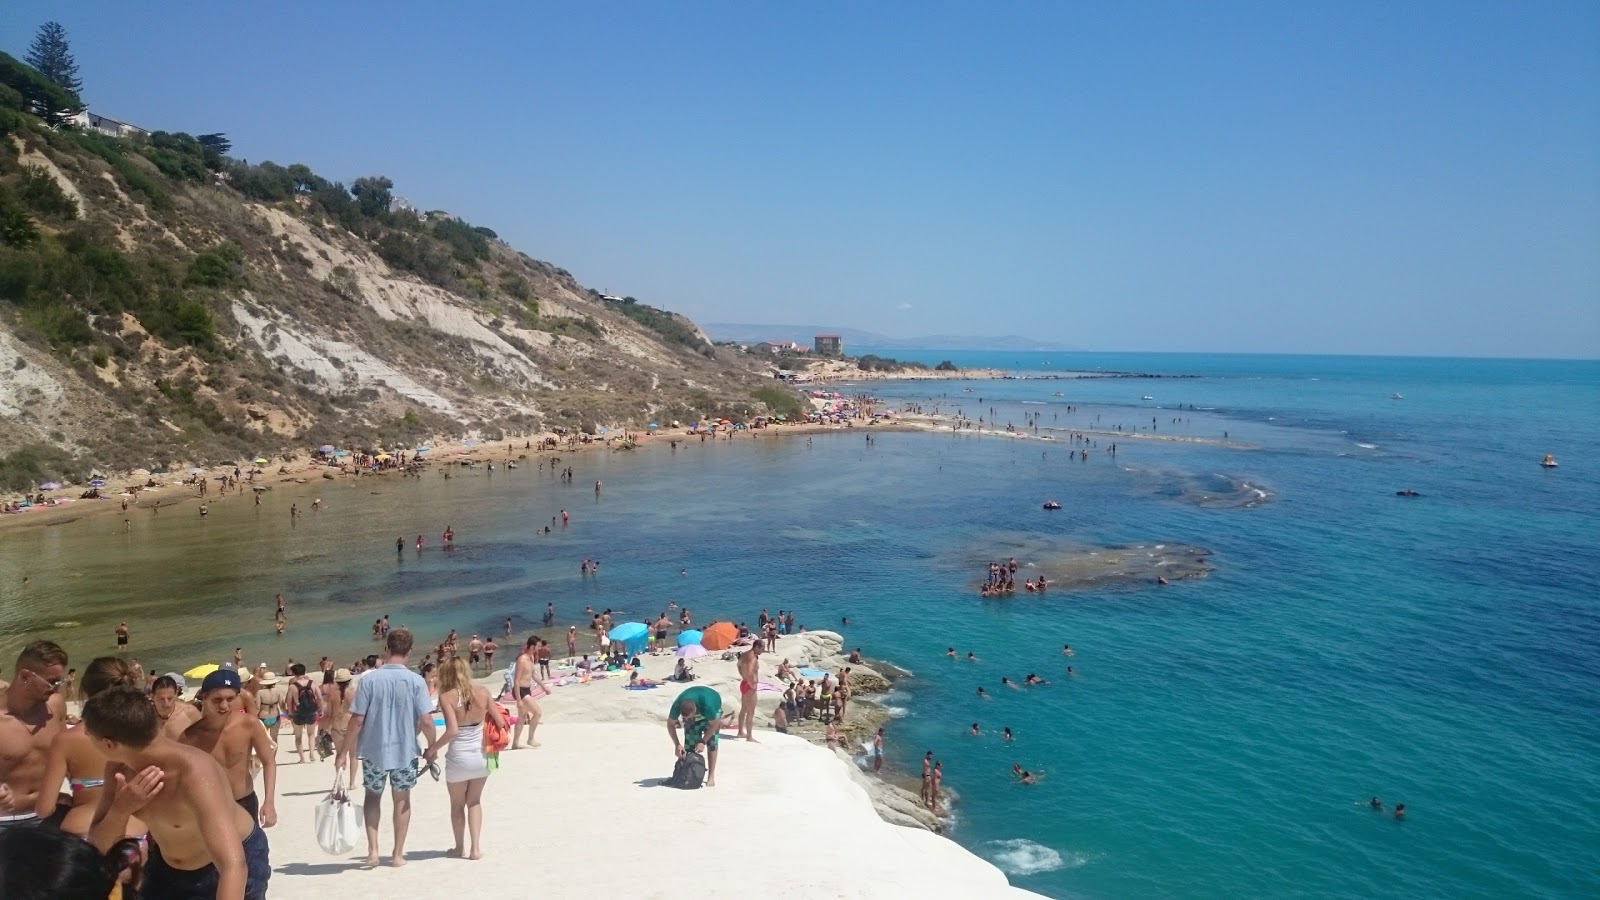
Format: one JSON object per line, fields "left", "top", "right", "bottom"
{"left": 248, "top": 630, "right": 1040, "bottom": 898}
{"left": 263, "top": 722, "right": 1043, "bottom": 899}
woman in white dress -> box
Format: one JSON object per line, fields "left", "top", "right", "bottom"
{"left": 424, "top": 657, "right": 507, "bottom": 859}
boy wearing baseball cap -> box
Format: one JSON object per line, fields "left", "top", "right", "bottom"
{"left": 178, "top": 669, "right": 278, "bottom": 830}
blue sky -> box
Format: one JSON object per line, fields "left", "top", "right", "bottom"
{"left": 6, "top": 2, "right": 1597, "bottom": 357}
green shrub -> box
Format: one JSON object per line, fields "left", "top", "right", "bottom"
{"left": 23, "top": 300, "right": 93, "bottom": 345}
{"left": 186, "top": 243, "right": 242, "bottom": 288}
{"left": 751, "top": 385, "right": 806, "bottom": 419}
{"left": 15, "top": 164, "right": 76, "bottom": 219}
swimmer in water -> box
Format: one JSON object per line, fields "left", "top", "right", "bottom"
{"left": 966, "top": 652, "right": 979, "bottom": 662}
{"left": 1062, "top": 644, "right": 1073, "bottom": 656}
{"left": 1025, "top": 674, "right": 1049, "bottom": 685}
{"left": 1020, "top": 771, "right": 1037, "bottom": 785}
{"left": 1394, "top": 803, "right": 1406, "bottom": 819}
{"left": 1002, "top": 727, "right": 1013, "bottom": 742}
{"left": 947, "top": 648, "right": 956, "bottom": 658}
{"left": 1370, "top": 797, "right": 1384, "bottom": 811}
{"left": 1001, "top": 677, "right": 1021, "bottom": 690}
{"left": 970, "top": 723, "right": 981, "bottom": 736}
{"left": 977, "top": 687, "right": 990, "bottom": 699}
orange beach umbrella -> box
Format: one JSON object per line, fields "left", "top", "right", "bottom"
{"left": 700, "top": 622, "right": 738, "bottom": 651}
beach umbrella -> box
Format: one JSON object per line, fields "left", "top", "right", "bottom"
{"left": 677, "top": 630, "right": 703, "bottom": 647}
{"left": 190, "top": 467, "right": 204, "bottom": 475}
{"left": 608, "top": 622, "right": 650, "bottom": 655}
{"left": 375, "top": 453, "right": 391, "bottom": 461}
{"left": 648, "top": 423, "right": 659, "bottom": 429}
{"left": 700, "top": 622, "right": 738, "bottom": 651}
{"left": 675, "top": 644, "right": 708, "bottom": 659}
{"left": 131, "top": 468, "right": 150, "bottom": 477}
{"left": 38, "top": 482, "right": 62, "bottom": 491}
{"left": 334, "top": 450, "right": 349, "bottom": 457}
{"left": 318, "top": 445, "right": 335, "bottom": 453}
{"left": 88, "top": 479, "right": 106, "bottom": 487}
{"left": 254, "top": 457, "right": 268, "bottom": 465}
{"left": 464, "top": 440, "right": 477, "bottom": 447}
{"left": 183, "top": 663, "right": 220, "bottom": 680}
{"left": 413, "top": 447, "right": 429, "bottom": 454}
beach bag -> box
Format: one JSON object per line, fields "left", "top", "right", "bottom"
{"left": 667, "top": 751, "right": 706, "bottom": 790}
{"left": 316, "top": 729, "right": 335, "bottom": 759}
{"left": 314, "top": 780, "right": 361, "bottom": 855}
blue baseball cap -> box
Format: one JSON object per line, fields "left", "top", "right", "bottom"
{"left": 200, "top": 669, "right": 242, "bottom": 694}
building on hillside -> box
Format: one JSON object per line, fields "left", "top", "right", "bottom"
{"left": 67, "top": 111, "right": 148, "bottom": 139}
{"left": 814, "top": 334, "right": 843, "bottom": 356}
{"left": 754, "top": 342, "right": 780, "bottom": 353}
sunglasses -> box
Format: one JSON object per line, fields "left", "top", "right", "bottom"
{"left": 27, "top": 670, "right": 63, "bottom": 691}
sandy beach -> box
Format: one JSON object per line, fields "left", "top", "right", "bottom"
{"left": 169, "top": 629, "right": 1041, "bottom": 898}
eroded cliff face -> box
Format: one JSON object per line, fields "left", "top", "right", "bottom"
{"left": 0, "top": 124, "right": 774, "bottom": 476}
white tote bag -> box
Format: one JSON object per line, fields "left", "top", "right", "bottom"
{"left": 314, "top": 781, "right": 361, "bottom": 855}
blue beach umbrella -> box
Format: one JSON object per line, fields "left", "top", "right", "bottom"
{"left": 607, "top": 622, "right": 650, "bottom": 656}
{"left": 677, "top": 630, "right": 703, "bottom": 647}
{"left": 648, "top": 423, "right": 659, "bottom": 429}
{"left": 88, "top": 479, "right": 107, "bottom": 487}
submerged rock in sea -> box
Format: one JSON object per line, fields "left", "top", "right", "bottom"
{"left": 976, "top": 543, "right": 1213, "bottom": 591}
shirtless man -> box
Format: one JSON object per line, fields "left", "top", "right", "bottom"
{"left": 115, "top": 623, "right": 130, "bottom": 652}
{"left": 736, "top": 642, "right": 761, "bottom": 742}
{"left": 511, "top": 638, "right": 550, "bottom": 749}
{"left": 153, "top": 675, "right": 201, "bottom": 738}
{"left": 482, "top": 637, "right": 497, "bottom": 672}
{"left": 87, "top": 685, "right": 270, "bottom": 900}
{"left": 920, "top": 751, "right": 934, "bottom": 807}
{"left": 467, "top": 635, "right": 483, "bottom": 670}
{"left": 0, "top": 640, "right": 68, "bottom": 830}
{"left": 179, "top": 670, "right": 278, "bottom": 829}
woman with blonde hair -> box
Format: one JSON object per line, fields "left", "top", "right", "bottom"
{"left": 423, "top": 657, "right": 506, "bottom": 859}
{"left": 33, "top": 657, "right": 149, "bottom": 839}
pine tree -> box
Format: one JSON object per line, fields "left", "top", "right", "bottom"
{"left": 25, "top": 21, "right": 83, "bottom": 99}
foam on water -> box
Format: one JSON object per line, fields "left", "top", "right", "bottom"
{"left": 985, "top": 838, "right": 1070, "bottom": 875}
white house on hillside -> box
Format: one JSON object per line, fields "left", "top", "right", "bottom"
{"left": 66, "top": 111, "right": 148, "bottom": 139}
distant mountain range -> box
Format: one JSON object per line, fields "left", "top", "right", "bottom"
{"left": 703, "top": 323, "right": 1077, "bottom": 352}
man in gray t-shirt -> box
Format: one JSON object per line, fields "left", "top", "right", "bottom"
{"left": 339, "top": 629, "right": 436, "bottom": 867}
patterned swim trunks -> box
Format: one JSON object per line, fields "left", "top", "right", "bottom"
{"left": 360, "top": 759, "right": 419, "bottom": 793}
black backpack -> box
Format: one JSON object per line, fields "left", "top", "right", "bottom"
{"left": 668, "top": 751, "right": 706, "bottom": 790}
{"left": 295, "top": 679, "right": 317, "bottom": 715}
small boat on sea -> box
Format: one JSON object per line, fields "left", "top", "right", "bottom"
{"left": 1141, "top": 395, "right": 1154, "bottom": 401}
{"left": 1042, "top": 500, "right": 1062, "bottom": 510}
{"left": 1391, "top": 393, "right": 1404, "bottom": 400}
{"left": 1541, "top": 454, "right": 1558, "bottom": 468}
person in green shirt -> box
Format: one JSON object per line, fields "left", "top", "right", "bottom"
{"left": 667, "top": 686, "right": 727, "bottom": 787}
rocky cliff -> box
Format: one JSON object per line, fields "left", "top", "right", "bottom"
{"left": 0, "top": 56, "right": 778, "bottom": 485}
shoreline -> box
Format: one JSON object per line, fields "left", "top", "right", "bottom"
{"left": 0, "top": 406, "right": 1247, "bottom": 535}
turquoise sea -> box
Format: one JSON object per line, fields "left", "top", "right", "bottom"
{"left": 2, "top": 352, "right": 1598, "bottom": 898}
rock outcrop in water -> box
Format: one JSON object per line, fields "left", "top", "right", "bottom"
{"left": 975, "top": 542, "right": 1214, "bottom": 591}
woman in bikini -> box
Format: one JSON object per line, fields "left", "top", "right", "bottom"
{"left": 34, "top": 657, "right": 148, "bottom": 840}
